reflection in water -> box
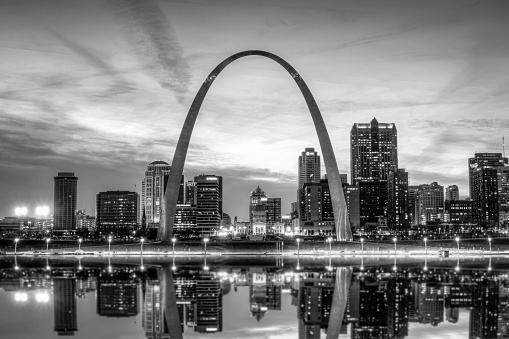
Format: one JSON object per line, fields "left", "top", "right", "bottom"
{"left": 1, "top": 259, "right": 509, "bottom": 338}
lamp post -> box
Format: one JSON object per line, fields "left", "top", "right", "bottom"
{"left": 14, "top": 238, "right": 19, "bottom": 255}
{"left": 360, "top": 238, "right": 364, "bottom": 254}
{"left": 78, "top": 238, "right": 82, "bottom": 251}
{"left": 455, "top": 236, "right": 460, "bottom": 254}
{"left": 327, "top": 237, "right": 332, "bottom": 257}
{"left": 140, "top": 238, "right": 144, "bottom": 255}
{"left": 488, "top": 237, "right": 492, "bottom": 254}
{"left": 424, "top": 237, "right": 428, "bottom": 256}
{"left": 108, "top": 236, "right": 112, "bottom": 255}
{"left": 46, "top": 238, "right": 50, "bottom": 252}
{"left": 204, "top": 238, "right": 209, "bottom": 256}
{"left": 393, "top": 237, "right": 397, "bottom": 255}
{"left": 296, "top": 238, "right": 301, "bottom": 257}
{"left": 172, "top": 237, "right": 176, "bottom": 256}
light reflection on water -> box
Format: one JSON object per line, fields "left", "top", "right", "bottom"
{"left": 0, "top": 256, "right": 507, "bottom": 339}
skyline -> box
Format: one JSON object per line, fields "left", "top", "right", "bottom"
{"left": 1, "top": 0, "right": 509, "bottom": 220}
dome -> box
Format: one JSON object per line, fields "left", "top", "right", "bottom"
{"left": 149, "top": 160, "right": 169, "bottom": 166}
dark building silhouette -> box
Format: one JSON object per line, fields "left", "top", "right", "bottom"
{"left": 53, "top": 277, "right": 78, "bottom": 336}
{"left": 387, "top": 169, "right": 409, "bottom": 233}
{"left": 469, "top": 279, "right": 499, "bottom": 339}
{"left": 416, "top": 283, "right": 444, "bottom": 326}
{"left": 468, "top": 153, "right": 508, "bottom": 198}
{"left": 386, "top": 277, "right": 409, "bottom": 339}
{"left": 350, "top": 118, "right": 397, "bottom": 230}
{"left": 300, "top": 179, "right": 335, "bottom": 235}
{"left": 194, "top": 175, "right": 222, "bottom": 236}
{"left": 53, "top": 172, "right": 78, "bottom": 232}
{"left": 358, "top": 180, "right": 387, "bottom": 228}
{"left": 472, "top": 166, "right": 499, "bottom": 227}
{"left": 445, "top": 200, "right": 474, "bottom": 224}
{"left": 195, "top": 274, "right": 222, "bottom": 333}
{"left": 96, "top": 276, "right": 139, "bottom": 317}
{"left": 350, "top": 117, "right": 398, "bottom": 184}
{"left": 96, "top": 191, "right": 139, "bottom": 235}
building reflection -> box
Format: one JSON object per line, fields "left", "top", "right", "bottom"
{"left": 1, "top": 261, "right": 509, "bottom": 339}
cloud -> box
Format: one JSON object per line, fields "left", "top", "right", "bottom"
{"left": 113, "top": 0, "right": 191, "bottom": 103}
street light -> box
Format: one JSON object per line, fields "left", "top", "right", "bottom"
{"left": 204, "top": 238, "right": 209, "bottom": 256}
{"left": 46, "top": 238, "right": 50, "bottom": 252}
{"left": 423, "top": 237, "right": 428, "bottom": 256}
{"left": 393, "top": 237, "right": 397, "bottom": 255}
{"left": 327, "top": 237, "right": 332, "bottom": 257}
{"left": 488, "top": 237, "right": 492, "bottom": 253}
{"left": 14, "top": 238, "right": 19, "bottom": 255}
{"left": 296, "top": 238, "right": 301, "bottom": 257}
{"left": 78, "top": 238, "right": 82, "bottom": 251}
{"left": 140, "top": 238, "right": 145, "bottom": 255}
{"left": 172, "top": 237, "right": 176, "bottom": 256}
{"left": 455, "top": 236, "right": 460, "bottom": 254}
{"left": 108, "top": 236, "right": 112, "bottom": 255}
{"left": 360, "top": 238, "right": 364, "bottom": 254}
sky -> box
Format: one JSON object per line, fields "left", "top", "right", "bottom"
{"left": 1, "top": 0, "right": 509, "bottom": 220}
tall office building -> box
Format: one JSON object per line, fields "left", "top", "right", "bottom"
{"left": 266, "top": 198, "right": 282, "bottom": 224}
{"left": 185, "top": 181, "right": 197, "bottom": 205}
{"left": 408, "top": 186, "right": 420, "bottom": 226}
{"left": 350, "top": 118, "right": 397, "bottom": 228}
{"left": 445, "top": 185, "right": 459, "bottom": 201}
{"left": 387, "top": 169, "right": 409, "bottom": 232}
{"left": 54, "top": 172, "right": 78, "bottom": 232}
{"left": 468, "top": 152, "right": 508, "bottom": 198}
{"left": 415, "top": 182, "right": 444, "bottom": 225}
{"left": 298, "top": 148, "right": 321, "bottom": 188}
{"left": 300, "top": 179, "right": 335, "bottom": 235}
{"left": 350, "top": 117, "right": 398, "bottom": 184}
{"left": 53, "top": 277, "right": 78, "bottom": 336}
{"left": 471, "top": 166, "right": 499, "bottom": 226}
{"left": 142, "top": 161, "right": 172, "bottom": 225}
{"left": 96, "top": 191, "right": 139, "bottom": 234}
{"left": 498, "top": 166, "right": 509, "bottom": 226}
{"left": 195, "top": 175, "right": 222, "bottom": 236}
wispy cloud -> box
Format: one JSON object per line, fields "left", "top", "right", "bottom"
{"left": 113, "top": 0, "right": 191, "bottom": 103}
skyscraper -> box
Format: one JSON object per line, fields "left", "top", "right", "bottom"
{"left": 468, "top": 153, "right": 508, "bottom": 198}
{"left": 387, "top": 169, "right": 409, "bottom": 232}
{"left": 53, "top": 172, "right": 78, "bottom": 232}
{"left": 471, "top": 166, "right": 499, "bottom": 226}
{"left": 350, "top": 118, "right": 398, "bottom": 229}
{"left": 142, "top": 161, "right": 171, "bottom": 225}
{"left": 195, "top": 175, "right": 222, "bottom": 236}
{"left": 298, "top": 148, "right": 321, "bottom": 189}
{"left": 350, "top": 117, "right": 398, "bottom": 184}
{"left": 96, "top": 191, "right": 139, "bottom": 235}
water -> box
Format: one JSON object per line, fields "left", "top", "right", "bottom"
{"left": 0, "top": 255, "right": 507, "bottom": 338}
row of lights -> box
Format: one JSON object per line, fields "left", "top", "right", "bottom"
{"left": 14, "top": 206, "right": 50, "bottom": 217}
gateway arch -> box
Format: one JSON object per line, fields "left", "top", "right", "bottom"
{"left": 160, "top": 50, "right": 352, "bottom": 242}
